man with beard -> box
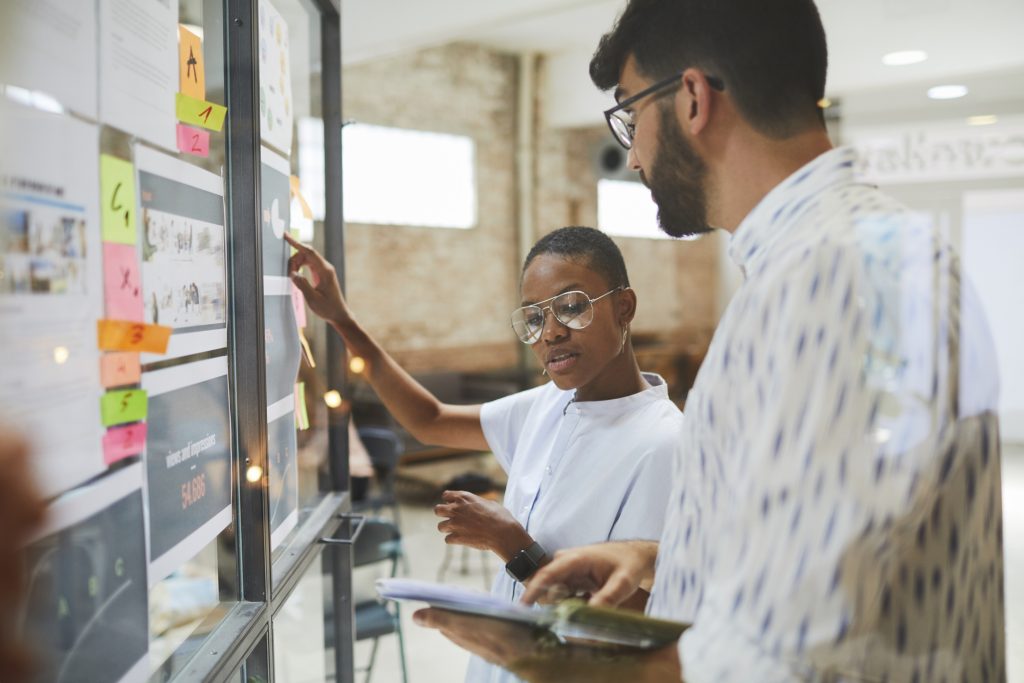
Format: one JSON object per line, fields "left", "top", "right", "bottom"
{"left": 414, "top": 0, "right": 1006, "bottom": 681}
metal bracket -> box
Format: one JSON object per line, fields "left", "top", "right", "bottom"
{"left": 318, "top": 513, "right": 366, "bottom": 546}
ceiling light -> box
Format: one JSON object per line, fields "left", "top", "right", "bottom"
{"left": 882, "top": 50, "right": 928, "bottom": 66}
{"left": 927, "top": 84, "right": 968, "bottom": 100}
{"left": 817, "top": 97, "right": 832, "bottom": 109}
{"left": 967, "top": 115, "right": 998, "bottom": 126}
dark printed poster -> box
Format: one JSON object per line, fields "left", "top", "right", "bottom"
{"left": 142, "top": 357, "right": 231, "bottom": 583}
{"left": 265, "top": 292, "right": 300, "bottom": 406}
{"left": 260, "top": 146, "right": 290, "bottom": 279}
{"left": 21, "top": 465, "right": 149, "bottom": 683}
{"left": 268, "top": 407, "right": 298, "bottom": 549}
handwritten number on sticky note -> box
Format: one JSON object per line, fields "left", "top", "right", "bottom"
{"left": 198, "top": 105, "right": 213, "bottom": 124}
{"left": 111, "top": 181, "right": 131, "bottom": 227}
{"left": 191, "top": 134, "right": 202, "bottom": 152}
{"left": 129, "top": 325, "right": 144, "bottom": 345}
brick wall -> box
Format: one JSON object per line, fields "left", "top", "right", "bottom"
{"left": 341, "top": 44, "right": 719, "bottom": 376}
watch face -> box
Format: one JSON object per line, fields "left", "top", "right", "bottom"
{"left": 505, "top": 544, "right": 542, "bottom": 582}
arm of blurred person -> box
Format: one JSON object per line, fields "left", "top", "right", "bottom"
{"left": 0, "top": 429, "right": 46, "bottom": 682}
{"left": 434, "top": 490, "right": 538, "bottom": 563}
{"left": 412, "top": 608, "right": 682, "bottom": 682}
{"left": 285, "top": 233, "right": 487, "bottom": 451}
{"left": 520, "top": 540, "right": 659, "bottom": 608}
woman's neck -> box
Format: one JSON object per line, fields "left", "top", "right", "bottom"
{"left": 574, "top": 346, "right": 649, "bottom": 402}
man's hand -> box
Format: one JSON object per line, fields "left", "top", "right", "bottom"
{"left": 521, "top": 540, "right": 659, "bottom": 607}
{"left": 413, "top": 607, "right": 683, "bottom": 683}
{"left": 413, "top": 608, "right": 538, "bottom": 668}
{"left": 0, "top": 429, "right": 46, "bottom": 680}
{"left": 284, "top": 232, "right": 351, "bottom": 326}
{"left": 434, "top": 490, "right": 533, "bottom": 563}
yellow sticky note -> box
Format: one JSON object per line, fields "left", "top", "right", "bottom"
{"left": 290, "top": 175, "right": 313, "bottom": 220}
{"left": 175, "top": 92, "right": 227, "bottom": 132}
{"left": 298, "top": 328, "right": 315, "bottom": 368}
{"left": 97, "top": 319, "right": 173, "bottom": 354}
{"left": 178, "top": 25, "right": 206, "bottom": 100}
{"left": 100, "top": 155, "right": 137, "bottom": 244}
{"left": 295, "top": 382, "right": 310, "bottom": 431}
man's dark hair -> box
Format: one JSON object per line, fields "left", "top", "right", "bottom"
{"left": 523, "top": 226, "right": 630, "bottom": 289}
{"left": 591, "top": 0, "right": 828, "bottom": 138}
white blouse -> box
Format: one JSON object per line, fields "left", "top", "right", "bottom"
{"left": 468, "top": 372, "right": 683, "bottom": 682}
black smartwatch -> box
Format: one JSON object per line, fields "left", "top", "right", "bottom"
{"left": 505, "top": 541, "right": 547, "bottom": 582}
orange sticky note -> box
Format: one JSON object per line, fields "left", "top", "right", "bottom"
{"left": 103, "top": 243, "right": 143, "bottom": 321}
{"left": 100, "top": 352, "right": 141, "bottom": 388}
{"left": 176, "top": 123, "right": 210, "bottom": 157}
{"left": 175, "top": 92, "right": 227, "bottom": 132}
{"left": 97, "top": 320, "right": 172, "bottom": 354}
{"left": 178, "top": 25, "right": 205, "bottom": 100}
{"left": 102, "top": 423, "right": 148, "bottom": 465}
{"left": 290, "top": 175, "right": 313, "bottom": 220}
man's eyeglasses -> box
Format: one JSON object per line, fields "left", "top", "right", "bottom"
{"left": 603, "top": 71, "right": 725, "bottom": 150}
{"left": 510, "top": 288, "right": 623, "bottom": 345}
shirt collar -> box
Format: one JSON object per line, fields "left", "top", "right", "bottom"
{"left": 728, "top": 146, "right": 858, "bottom": 273}
{"left": 567, "top": 372, "right": 670, "bottom": 417}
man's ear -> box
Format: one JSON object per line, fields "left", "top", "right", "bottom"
{"left": 679, "top": 67, "right": 715, "bottom": 136}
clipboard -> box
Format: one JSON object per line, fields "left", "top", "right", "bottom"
{"left": 377, "top": 578, "right": 688, "bottom": 650}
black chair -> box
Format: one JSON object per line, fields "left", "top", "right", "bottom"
{"left": 354, "top": 427, "right": 403, "bottom": 527}
{"left": 354, "top": 518, "right": 408, "bottom": 683}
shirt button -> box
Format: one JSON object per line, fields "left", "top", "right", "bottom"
{"left": 546, "top": 466, "right": 552, "bottom": 475}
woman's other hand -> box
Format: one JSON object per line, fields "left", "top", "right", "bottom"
{"left": 435, "top": 490, "right": 533, "bottom": 563}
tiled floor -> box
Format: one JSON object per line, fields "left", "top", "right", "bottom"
{"left": 357, "top": 443, "right": 1024, "bottom": 683}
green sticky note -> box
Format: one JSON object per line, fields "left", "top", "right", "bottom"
{"left": 175, "top": 92, "right": 227, "bottom": 132}
{"left": 100, "top": 389, "right": 148, "bottom": 427}
{"left": 100, "top": 155, "right": 137, "bottom": 244}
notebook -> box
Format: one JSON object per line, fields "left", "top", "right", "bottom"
{"left": 377, "top": 578, "right": 688, "bottom": 650}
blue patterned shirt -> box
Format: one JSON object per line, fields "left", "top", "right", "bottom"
{"left": 647, "top": 147, "right": 1005, "bottom": 682}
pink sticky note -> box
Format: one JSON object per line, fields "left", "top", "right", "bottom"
{"left": 176, "top": 123, "right": 210, "bottom": 158}
{"left": 291, "top": 281, "right": 307, "bottom": 328}
{"left": 103, "top": 243, "right": 144, "bottom": 321}
{"left": 102, "top": 423, "right": 148, "bottom": 465}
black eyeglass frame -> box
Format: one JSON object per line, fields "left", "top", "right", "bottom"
{"left": 603, "top": 70, "right": 725, "bottom": 150}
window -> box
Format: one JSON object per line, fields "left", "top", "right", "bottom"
{"left": 340, "top": 123, "right": 477, "bottom": 229}
{"left": 597, "top": 178, "right": 670, "bottom": 240}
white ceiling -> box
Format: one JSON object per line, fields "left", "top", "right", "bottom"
{"left": 341, "top": 0, "right": 1024, "bottom": 127}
